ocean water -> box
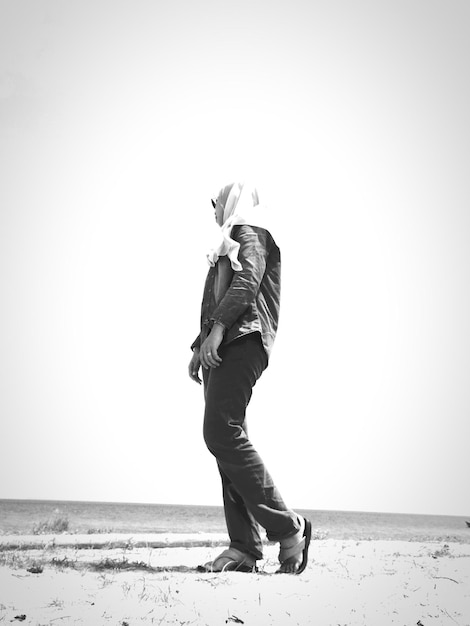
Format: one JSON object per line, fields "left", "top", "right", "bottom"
{"left": 0, "top": 499, "right": 469, "bottom": 543}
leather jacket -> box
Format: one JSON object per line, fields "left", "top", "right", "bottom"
{"left": 191, "top": 224, "right": 281, "bottom": 358}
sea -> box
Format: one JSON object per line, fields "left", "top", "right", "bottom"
{"left": 1, "top": 499, "right": 469, "bottom": 543}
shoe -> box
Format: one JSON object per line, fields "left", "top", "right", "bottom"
{"left": 276, "top": 517, "right": 312, "bottom": 575}
{"left": 197, "top": 548, "right": 258, "bottom": 573}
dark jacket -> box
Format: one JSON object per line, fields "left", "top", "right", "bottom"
{"left": 191, "top": 224, "right": 281, "bottom": 358}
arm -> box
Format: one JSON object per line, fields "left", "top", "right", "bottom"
{"left": 188, "top": 345, "right": 202, "bottom": 384}
{"left": 199, "top": 225, "right": 271, "bottom": 370}
{"left": 190, "top": 334, "right": 201, "bottom": 351}
{"left": 199, "top": 322, "right": 225, "bottom": 370}
{"left": 209, "top": 224, "right": 271, "bottom": 330}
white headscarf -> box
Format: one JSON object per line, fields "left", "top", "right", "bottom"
{"left": 206, "top": 182, "right": 273, "bottom": 271}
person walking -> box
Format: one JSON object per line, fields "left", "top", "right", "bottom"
{"left": 189, "top": 182, "right": 311, "bottom": 574}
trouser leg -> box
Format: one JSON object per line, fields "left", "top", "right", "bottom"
{"left": 218, "top": 462, "right": 263, "bottom": 560}
{"left": 203, "top": 333, "right": 300, "bottom": 558}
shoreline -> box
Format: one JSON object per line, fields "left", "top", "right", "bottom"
{"left": 0, "top": 532, "right": 230, "bottom": 551}
{"left": 2, "top": 529, "right": 470, "bottom": 551}
{"left": 2, "top": 500, "right": 469, "bottom": 542}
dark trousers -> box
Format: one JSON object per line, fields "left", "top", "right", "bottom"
{"left": 202, "top": 332, "right": 299, "bottom": 560}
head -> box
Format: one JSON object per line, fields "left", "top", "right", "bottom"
{"left": 211, "top": 182, "right": 259, "bottom": 226}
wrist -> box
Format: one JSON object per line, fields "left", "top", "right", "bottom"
{"left": 211, "top": 322, "right": 225, "bottom": 337}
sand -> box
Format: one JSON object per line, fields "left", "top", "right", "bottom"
{"left": 1, "top": 533, "right": 469, "bottom": 625}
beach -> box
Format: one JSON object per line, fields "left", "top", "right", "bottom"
{"left": 1, "top": 533, "right": 469, "bottom": 625}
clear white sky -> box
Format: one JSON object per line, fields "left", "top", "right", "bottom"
{"left": 1, "top": 0, "right": 469, "bottom": 517}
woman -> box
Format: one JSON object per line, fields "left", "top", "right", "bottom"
{"left": 189, "top": 182, "right": 311, "bottom": 574}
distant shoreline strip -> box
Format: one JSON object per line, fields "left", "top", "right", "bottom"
{"left": 0, "top": 532, "right": 231, "bottom": 551}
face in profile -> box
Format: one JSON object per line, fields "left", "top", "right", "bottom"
{"left": 212, "top": 183, "right": 244, "bottom": 227}
{"left": 212, "top": 196, "right": 224, "bottom": 226}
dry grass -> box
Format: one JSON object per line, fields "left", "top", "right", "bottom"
{"left": 32, "top": 514, "right": 70, "bottom": 535}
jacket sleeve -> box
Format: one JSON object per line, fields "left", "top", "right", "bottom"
{"left": 210, "top": 224, "right": 272, "bottom": 331}
{"left": 190, "top": 334, "right": 201, "bottom": 351}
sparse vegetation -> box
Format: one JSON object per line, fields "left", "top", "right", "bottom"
{"left": 91, "top": 557, "right": 156, "bottom": 572}
{"left": 50, "top": 556, "right": 77, "bottom": 569}
{"left": 0, "top": 549, "right": 29, "bottom": 569}
{"left": 32, "top": 514, "right": 70, "bottom": 535}
{"left": 431, "top": 544, "right": 451, "bottom": 559}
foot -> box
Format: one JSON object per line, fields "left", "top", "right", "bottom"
{"left": 197, "top": 548, "right": 257, "bottom": 573}
{"left": 276, "top": 516, "right": 312, "bottom": 574}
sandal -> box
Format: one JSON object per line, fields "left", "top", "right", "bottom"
{"left": 197, "top": 548, "right": 258, "bottom": 573}
{"left": 276, "top": 517, "right": 312, "bottom": 575}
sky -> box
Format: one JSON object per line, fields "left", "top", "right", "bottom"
{"left": 0, "top": 0, "right": 469, "bottom": 517}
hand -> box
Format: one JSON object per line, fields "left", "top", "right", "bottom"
{"left": 200, "top": 324, "right": 224, "bottom": 369}
{"left": 188, "top": 348, "right": 202, "bottom": 384}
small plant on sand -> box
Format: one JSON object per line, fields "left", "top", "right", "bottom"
{"left": 26, "top": 562, "right": 44, "bottom": 574}
{"left": 0, "top": 550, "right": 40, "bottom": 571}
{"left": 92, "top": 557, "right": 155, "bottom": 572}
{"left": 431, "top": 544, "right": 450, "bottom": 559}
{"left": 50, "top": 556, "right": 77, "bottom": 570}
{"left": 86, "top": 527, "right": 114, "bottom": 534}
{"left": 32, "top": 513, "right": 70, "bottom": 535}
